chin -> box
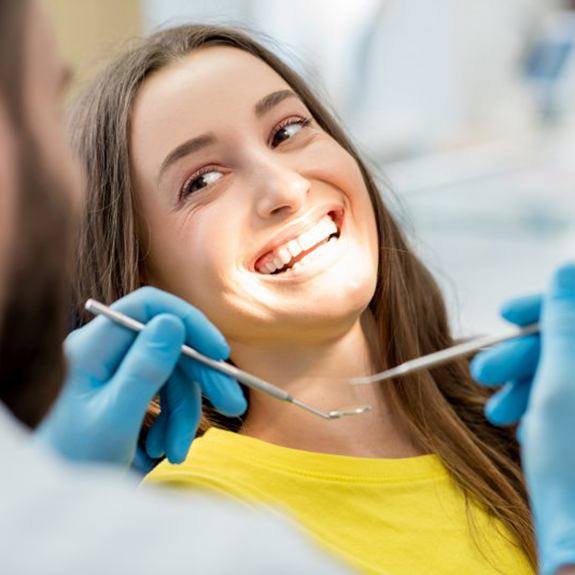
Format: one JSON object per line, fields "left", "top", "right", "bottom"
{"left": 271, "top": 278, "right": 375, "bottom": 338}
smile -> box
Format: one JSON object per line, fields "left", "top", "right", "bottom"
{"left": 254, "top": 210, "right": 342, "bottom": 275}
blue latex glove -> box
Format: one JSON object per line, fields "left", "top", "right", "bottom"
{"left": 471, "top": 294, "right": 541, "bottom": 425}
{"left": 473, "top": 263, "right": 575, "bottom": 575}
{"left": 37, "top": 287, "right": 247, "bottom": 472}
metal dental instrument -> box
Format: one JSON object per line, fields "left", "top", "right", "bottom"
{"left": 85, "top": 299, "right": 372, "bottom": 420}
{"left": 351, "top": 322, "right": 540, "bottom": 386}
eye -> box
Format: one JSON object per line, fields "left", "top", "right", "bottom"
{"left": 270, "top": 116, "right": 312, "bottom": 148}
{"left": 179, "top": 168, "right": 223, "bottom": 200}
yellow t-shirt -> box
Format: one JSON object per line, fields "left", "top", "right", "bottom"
{"left": 145, "top": 428, "right": 533, "bottom": 575}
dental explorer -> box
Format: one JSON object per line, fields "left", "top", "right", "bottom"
{"left": 85, "top": 299, "right": 372, "bottom": 420}
{"left": 351, "top": 323, "right": 539, "bottom": 385}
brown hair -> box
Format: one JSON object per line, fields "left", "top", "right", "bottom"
{"left": 69, "top": 24, "right": 536, "bottom": 567}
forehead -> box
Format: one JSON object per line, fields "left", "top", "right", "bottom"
{"left": 131, "top": 46, "right": 292, "bottom": 141}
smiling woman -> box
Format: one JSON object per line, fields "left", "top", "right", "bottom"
{"left": 69, "top": 25, "right": 535, "bottom": 574}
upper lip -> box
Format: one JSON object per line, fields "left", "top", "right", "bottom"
{"left": 251, "top": 204, "right": 344, "bottom": 270}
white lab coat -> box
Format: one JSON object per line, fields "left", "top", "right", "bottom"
{"left": 0, "top": 402, "right": 351, "bottom": 575}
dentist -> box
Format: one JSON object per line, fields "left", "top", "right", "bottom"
{"left": 472, "top": 262, "right": 575, "bottom": 575}
{"left": 0, "top": 1, "right": 348, "bottom": 573}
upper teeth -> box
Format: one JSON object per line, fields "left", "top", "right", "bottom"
{"left": 256, "top": 215, "right": 339, "bottom": 274}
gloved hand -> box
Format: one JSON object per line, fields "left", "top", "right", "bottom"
{"left": 471, "top": 294, "right": 541, "bottom": 425}
{"left": 37, "top": 287, "right": 247, "bottom": 472}
{"left": 473, "top": 263, "right": 575, "bottom": 575}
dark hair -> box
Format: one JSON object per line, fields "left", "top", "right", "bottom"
{"left": 69, "top": 24, "right": 536, "bottom": 567}
{"left": 0, "top": 0, "right": 71, "bottom": 427}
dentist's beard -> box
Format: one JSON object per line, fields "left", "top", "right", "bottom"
{"left": 0, "top": 132, "right": 74, "bottom": 428}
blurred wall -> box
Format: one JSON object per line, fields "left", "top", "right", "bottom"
{"left": 46, "top": 0, "right": 142, "bottom": 95}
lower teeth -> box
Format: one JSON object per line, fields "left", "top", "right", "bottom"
{"left": 279, "top": 236, "right": 337, "bottom": 274}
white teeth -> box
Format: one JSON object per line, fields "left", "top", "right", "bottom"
{"left": 324, "top": 217, "right": 338, "bottom": 236}
{"left": 276, "top": 246, "right": 292, "bottom": 265}
{"left": 303, "top": 246, "right": 320, "bottom": 265}
{"left": 291, "top": 261, "right": 303, "bottom": 272}
{"left": 298, "top": 236, "right": 333, "bottom": 268}
{"left": 286, "top": 239, "right": 302, "bottom": 259}
{"left": 264, "top": 261, "right": 276, "bottom": 274}
{"left": 256, "top": 213, "right": 340, "bottom": 275}
{"left": 282, "top": 235, "right": 338, "bottom": 275}
{"left": 298, "top": 227, "right": 320, "bottom": 251}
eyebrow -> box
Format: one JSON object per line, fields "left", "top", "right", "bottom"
{"left": 158, "top": 89, "right": 301, "bottom": 182}
{"left": 158, "top": 133, "right": 217, "bottom": 182}
{"left": 254, "top": 89, "right": 299, "bottom": 117}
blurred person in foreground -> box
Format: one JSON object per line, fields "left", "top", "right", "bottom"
{"left": 0, "top": 1, "right": 349, "bottom": 573}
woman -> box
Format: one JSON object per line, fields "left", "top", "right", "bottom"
{"left": 69, "top": 25, "right": 535, "bottom": 574}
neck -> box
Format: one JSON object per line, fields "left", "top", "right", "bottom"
{"left": 229, "top": 312, "right": 422, "bottom": 458}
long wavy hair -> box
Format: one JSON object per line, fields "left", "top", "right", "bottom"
{"left": 68, "top": 24, "right": 536, "bottom": 568}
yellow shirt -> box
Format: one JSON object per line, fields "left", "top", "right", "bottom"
{"left": 145, "top": 428, "right": 533, "bottom": 575}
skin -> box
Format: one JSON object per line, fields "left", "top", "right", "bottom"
{"left": 130, "top": 47, "right": 420, "bottom": 458}
{"left": 23, "top": 1, "right": 81, "bottom": 212}
{"left": 0, "top": 101, "right": 16, "bottom": 321}
{"left": 0, "top": 0, "right": 78, "bottom": 331}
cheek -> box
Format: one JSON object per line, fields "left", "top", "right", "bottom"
{"left": 145, "top": 209, "right": 233, "bottom": 310}
{"left": 169, "top": 231, "right": 245, "bottom": 335}
{"left": 187, "top": 240, "right": 228, "bottom": 297}
{"left": 337, "top": 155, "right": 378, "bottom": 247}
{"left": 305, "top": 143, "right": 379, "bottom": 271}
{"left": 319, "top": 145, "right": 372, "bottom": 212}
{"left": 346, "top": 169, "right": 380, "bottom": 278}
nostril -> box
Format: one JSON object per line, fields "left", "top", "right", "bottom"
{"left": 269, "top": 204, "right": 294, "bottom": 217}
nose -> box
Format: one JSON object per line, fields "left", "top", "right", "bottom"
{"left": 253, "top": 159, "right": 310, "bottom": 219}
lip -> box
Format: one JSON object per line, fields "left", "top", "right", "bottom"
{"left": 250, "top": 205, "right": 345, "bottom": 272}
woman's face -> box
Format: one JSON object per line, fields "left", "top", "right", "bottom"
{"left": 130, "top": 47, "right": 379, "bottom": 346}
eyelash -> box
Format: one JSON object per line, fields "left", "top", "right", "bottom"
{"left": 269, "top": 115, "right": 312, "bottom": 148}
{"left": 178, "top": 165, "right": 222, "bottom": 202}
{"left": 178, "top": 115, "right": 312, "bottom": 202}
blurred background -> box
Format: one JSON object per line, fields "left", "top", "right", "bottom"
{"left": 48, "top": 0, "right": 575, "bottom": 335}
